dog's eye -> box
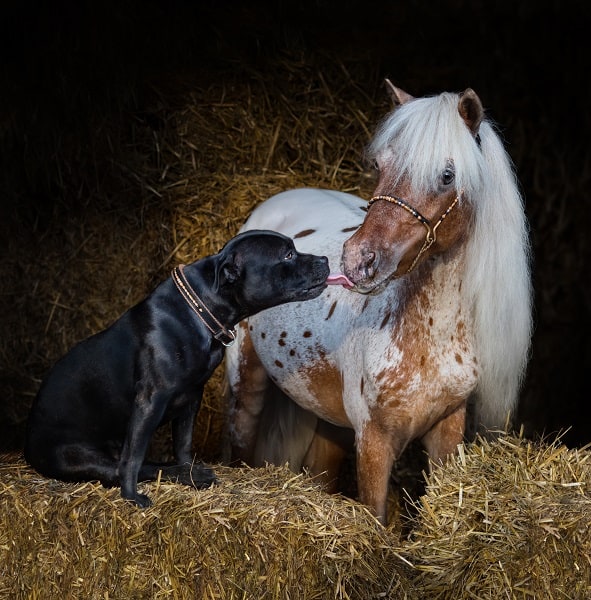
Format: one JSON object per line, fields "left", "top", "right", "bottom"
{"left": 284, "top": 250, "right": 294, "bottom": 261}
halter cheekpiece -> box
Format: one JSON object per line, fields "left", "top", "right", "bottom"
{"left": 367, "top": 192, "right": 460, "bottom": 273}
{"left": 171, "top": 265, "right": 236, "bottom": 347}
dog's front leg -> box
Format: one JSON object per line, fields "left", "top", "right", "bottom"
{"left": 119, "top": 392, "right": 168, "bottom": 507}
{"left": 168, "top": 386, "right": 217, "bottom": 489}
{"left": 171, "top": 386, "right": 203, "bottom": 464}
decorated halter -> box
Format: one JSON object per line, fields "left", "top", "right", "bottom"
{"left": 367, "top": 192, "right": 460, "bottom": 274}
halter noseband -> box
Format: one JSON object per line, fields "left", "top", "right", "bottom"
{"left": 367, "top": 192, "right": 460, "bottom": 273}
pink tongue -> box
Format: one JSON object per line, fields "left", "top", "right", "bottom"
{"left": 326, "top": 273, "right": 354, "bottom": 288}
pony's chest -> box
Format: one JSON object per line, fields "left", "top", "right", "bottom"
{"left": 251, "top": 281, "right": 476, "bottom": 406}
{"left": 371, "top": 309, "right": 477, "bottom": 400}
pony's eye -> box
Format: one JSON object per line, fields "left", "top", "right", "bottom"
{"left": 284, "top": 250, "right": 294, "bottom": 261}
{"left": 441, "top": 167, "right": 455, "bottom": 186}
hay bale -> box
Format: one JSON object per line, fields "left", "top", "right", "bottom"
{"left": 4, "top": 436, "right": 591, "bottom": 598}
{"left": 404, "top": 434, "right": 591, "bottom": 599}
{"left": 0, "top": 54, "right": 380, "bottom": 457}
{"left": 0, "top": 457, "right": 411, "bottom": 599}
{"left": 154, "top": 66, "right": 380, "bottom": 461}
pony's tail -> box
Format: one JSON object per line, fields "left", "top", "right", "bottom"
{"left": 221, "top": 376, "right": 317, "bottom": 470}
{"left": 253, "top": 385, "right": 318, "bottom": 471}
{"left": 465, "top": 120, "right": 533, "bottom": 432}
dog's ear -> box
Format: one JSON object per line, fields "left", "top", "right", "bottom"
{"left": 215, "top": 254, "right": 242, "bottom": 289}
{"left": 221, "top": 262, "right": 240, "bottom": 284}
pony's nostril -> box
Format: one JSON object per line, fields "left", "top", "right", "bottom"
{"left": 363, "top": 250, "right": 378, "bottom": 278}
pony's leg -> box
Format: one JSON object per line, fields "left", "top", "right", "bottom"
{"left": 421, "top": 401, "right": 466, "bottom": 464}
{"left": 227, "top": 326, "right": 272, "bottom": 465}
{"left": 301, "top": 419, "right": 354, "bottom": 493}
{"left": 355, "top": 421, "right": 402, "bottom": 526}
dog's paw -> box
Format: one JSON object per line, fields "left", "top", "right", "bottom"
{"left": 189, "top": 461, "right": 217, "bottom": 489}
{"left": 163, "top": 462, "right": 217, "bottom": 489}
{"left": 122, "top": 491, "right": 152, "bottom": 508}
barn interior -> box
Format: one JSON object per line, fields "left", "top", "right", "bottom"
{"left": 1, "top": 1, "right": 589, "bottom": 456}
{"left": 1, "top": 2, "right": 591, "bottom": 597}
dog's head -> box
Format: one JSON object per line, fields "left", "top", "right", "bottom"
{"left": 216, "top": 230, "right": 330, "bottom": 313}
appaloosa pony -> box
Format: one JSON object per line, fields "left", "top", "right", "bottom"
{"left": 225, "top": 82, "right": 532, "bottom": 525}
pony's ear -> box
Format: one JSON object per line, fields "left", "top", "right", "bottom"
{"left": 385, "top": 79, "right": 414, "bottom": 107}
{"left": 458, "top": 89, "right": 484, "bottom": 135}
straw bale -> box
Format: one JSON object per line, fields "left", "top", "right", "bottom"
{"left": 146, "top": 62, "right": 380, "bottom": 460}
{"left": 0, "top": 456, "right": 412, "bottom": 600}
{"left": 402, "top": 434, "right": 591, "bottom": 599}
{"left": 4, "top": 436, "right": 591, "bottom": 599}
{"left": 0, "top": 53, "right": 380, "bottom": 458}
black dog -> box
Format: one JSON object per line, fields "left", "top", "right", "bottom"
{"left": 25, "top": 230, "right": 329, "bottom": 507}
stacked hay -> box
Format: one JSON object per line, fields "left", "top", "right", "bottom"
{"left": 0, "top": 458, "right": 411, "bottom": 599}
{"left": 151, "top": 58, "right": 381, "bottom": 459}
{"left": 403, "top": 434, "right": 591, "bottom": 598}
{"left": 0, "top": 53, "right": 380, "bottom": 457}
{"left": 3, "top": 435, "right": 591, "bottom": 598}
{"left": 166, "top": 56, "right": 379, "bottom": 262}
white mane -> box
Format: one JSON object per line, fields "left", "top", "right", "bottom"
{"left": 367, "top": 92, "right": 533, "bottom": 429}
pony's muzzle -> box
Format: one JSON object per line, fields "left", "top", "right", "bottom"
{"left": 342, "top": 240, "right": 379, "bottom": 284}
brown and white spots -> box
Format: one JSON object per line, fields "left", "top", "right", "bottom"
{"left": 224, "top": 98, "right": 532, "bottom": 522}
{"left": 302, "top": 355, "right": 350, "bottom": 426}
{"left": 294, "top": 228, "right": 316, "bottom": 238}
{"left": 261, "top": 332, "right": 266, "bottom": 339}
{"left": 278, "top": 338, "right": 286, "bottom": 347}
{"left": 326, "top": 300, "right": 338, "bottom": 320}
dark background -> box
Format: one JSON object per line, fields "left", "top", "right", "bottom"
{"left": 1, "top": 1, "right": 589, "bottom": 449}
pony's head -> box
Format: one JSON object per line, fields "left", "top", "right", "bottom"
{"left": 342, "top": 82, "right": 485, "bottom": 292}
